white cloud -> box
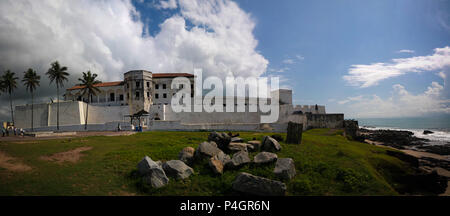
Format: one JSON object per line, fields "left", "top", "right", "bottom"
{"left": 397, "top": 49, "right": 415, "bottom": 54}
{"left": 282, "top": 59, "right": 295, "bottom": 64}
{"left": 0, "top": 0, "right": 268, "bottom": 120}
{"left": 336, "top": 79, "right": 450, "bottom": 118}
{"left": 295, "top": 55, "right": 304, "bottom": 61}
{"left": 343, "top": 46, "right": 450, "bottom": 88}
{"left": 156, "top": 0, "right": 178, "bottom": 9}
{"left": 268, "top": 67, "right": 290, "bottom": 73}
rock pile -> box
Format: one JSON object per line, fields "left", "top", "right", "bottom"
{"left": 136, "top": 132, "right": 297, "bottom": 195}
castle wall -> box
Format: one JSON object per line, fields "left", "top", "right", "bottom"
{"left": 305, "top": 113, "right": 344, "bottom": 129}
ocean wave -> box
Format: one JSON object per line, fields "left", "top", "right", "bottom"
{"left": 360, "top": 126, "right": 450, "bottom": 145}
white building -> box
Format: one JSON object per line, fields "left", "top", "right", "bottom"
{"left": 14, "top": 70, "right": 342, "bottom": 132}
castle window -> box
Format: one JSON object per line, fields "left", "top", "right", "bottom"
{"left": 136, "top": 81, "right": 140, "bottom": 88}
{"left": 156, "top": 84, "right": 159, "bottom": 89}
{"left": 180, "top": 84, "right": 184, "bottom": 89}
{"left": 135, "top": 91, "right": 139, "bottom": 99}
{"left": 191, "top": 93, "right": 194, "bottom": 98}
{"left": 191, "top": 84, "right": 193, "bottom": 89}
{"left": 110, "top": 93, "right": 115, "bottom": 102}
{"left": 163, "top": 93, "right": 167, "bottom": 98}
{"left": 126, "top": 83, "right": 129, "bottom": 88}
{"left": 119, "top": 94, "right": 124, "bottom": 101}
{"left": 155, "top": 93, "right": 159, "bottom": 99}
{"left": 127, "top": 93, "right": 129, "bottom": 100}
{"left": 163, "top": 84, "right": 166, "bottom": 89}
{"left": 147, "top": 82, "right": 150, "bottom": 88}
{"left": 147, "top": 92, "right": 150, "bottom": 98}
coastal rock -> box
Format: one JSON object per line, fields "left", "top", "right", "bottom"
{"left": 209, "top": 158, "right": 224, "bottom": 174}
{"left": 359, "top": 128, "right": 428, "bottom": 149}
{"left": 208, "top": 132, "right": 232, "bottom": 151}
{"left": 274, "top": 158, "right": 296, "bottom": 180}
{"left": 417, "top": 144, "right": 450, "bottom": 155}
{"left": 178, "top": 147, "right": 195, "bottom": 165}
{"left": 213, "top": 151, "right": 231, "bottom": 164}
{"left": 232, "top": 172, "right": 286, "bottom": 196}
{"left": 423, "top": 130, "right": 434, "bottom": 135}
{"left": 247, "top": 140, "right": 261, "bottom": 151}
{"left": 262, "top": 136, "right": 282, "bottom": 152}
{"left": 195, "top": 141, "right": 223, "bottom": 159}
{"left": 246, "top": 144, "right": 256, "bottom": 152}
{"left": 227, "top": 151, "right": 251, "bottom": 169}
{"left": 254, "top": 152, "right": 278, "bottom": 164}
{"left": 228, "top": 142, "right": 248, "bottom": 153}
{"left": 386, "top": 150, "right": 419, "bottom": 168}
{"left": 162, "top": 160, "right": 194, "bottom": 180}
{"left": 137, "top": 156, "right": 169, "bottom": 188}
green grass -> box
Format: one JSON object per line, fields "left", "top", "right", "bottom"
{"left": 0, "top": 129, "right": 418, "bottom": 196}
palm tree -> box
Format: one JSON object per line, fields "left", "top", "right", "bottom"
{"left": 22, "top": 68, "right": 41, "bottom": 131}
{"left": 1, "top": 70, "right": 19, "bottom": 126}
{"left": 78, "top": 71, "right": 101, "bottom": 130}
{"left": 46, "top": 61, "right": 69, "bottom": 131}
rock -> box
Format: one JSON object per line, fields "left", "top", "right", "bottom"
{"left": 162, "top": 160, "right": 194, "bottom": 180}
{"left": 178, "top": 147, "right": 195, "bottom": 165}
{"left": 254, "top": 152, "right": 278, "bottom": 164}
{"left": 246, "top": 144, "right": 256, "bottom": 152}
{"left": 209, "top": 158, "right": 224, "bottom": 174}
{"left": 271, "top": 134, "right": 283, "bottom": 142}
{"left": 386, "top": 150, "right": 419, "bottom": 167}
{"left": 227, "top": 151, "right": 251, "bottom": 169}
{"left": 274, "top": 158, "right": 296, "bottom": 180}
{"left": 261, "top": 136, "right": 282, "bottom": 152}
{"left": 358, "top": 128, "right": 428, "bottom": 149}
{"left": 232, "top": 172, "right": 286, "bottom": 196}
{"left": 423, "top": 130, "right": 434, "bottom": 135}
{"left": 286, "top": 122, "right": 302, "bottom": 144}
{"left": 137, "top": 156, "right": 169, "bottom": 188}
{"left": 213, "top": 151, "right": 231, "bottom": 164}
{"left": 247, "top": 140, "right": 261, "bottom": 151}
{"left": 208, "top": 132, "right": 232, "bottom": 151}
{"left": 195, "top": 141, "right": 223, "bottom": 159}
{"left": 228, "top": 142, "right": 248, "bottom": 153}
{"left": 231, "top": 137, "right": 244, "bottom": 143}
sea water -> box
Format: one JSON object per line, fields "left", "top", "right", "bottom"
{"left": 356, "top": 116, "right": 450, "bottom": 145}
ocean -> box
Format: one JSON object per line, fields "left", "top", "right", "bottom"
{"left": 356, "top": 116, "right": 450, "bottom": 145}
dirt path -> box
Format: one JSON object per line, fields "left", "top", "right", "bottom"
{"left": 0, "top": 151, "right": 32, "bottom": 172}
{"left": 40, "top": 146, "right": 93, "bottom": 164}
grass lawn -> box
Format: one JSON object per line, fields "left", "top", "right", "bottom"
{"left": 0, "top": 129, "right": 418, "bottom": 196}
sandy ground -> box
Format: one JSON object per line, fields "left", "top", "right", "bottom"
{"left": 0, "top": 151, "right": 32, "bottom": 172}
{"left": 0, "top": 131, "right": 136, "bottom": 142}
{"left": 40, "top": 146, "right": 93, "bottom": 164}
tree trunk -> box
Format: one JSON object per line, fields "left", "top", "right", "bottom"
{"left": 85, "top": 93, "right": 89, "bottom": 130}
{"left": 31, "top": 92, "right": 34, "bottom": 131}
{"left": 9, "top": 92, "right": 14, "bottom": 126}
{"left": 56, "top": 84, "right": 59, "bottom": 131}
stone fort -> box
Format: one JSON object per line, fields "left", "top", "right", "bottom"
{"left": 14, "top": 70, "right": 344, "bottom": 132}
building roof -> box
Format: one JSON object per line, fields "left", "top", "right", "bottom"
{"left": 152, "top": 73, "right": 195, "bottom": 78}
{"left": 67, "top": 73, "right": 194, "bottom": 91}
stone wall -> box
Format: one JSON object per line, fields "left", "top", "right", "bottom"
{"left": 305, "top": 113, "right": 344, "bottom": 129}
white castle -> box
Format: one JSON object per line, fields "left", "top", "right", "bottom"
{"left": 14, "top": 70, "right": 343, "bottom": 132}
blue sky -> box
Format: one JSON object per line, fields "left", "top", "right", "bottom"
{"left": 0, "top": 0, "right": 449, "bottom": 120}
{"left": 131, "top": 0, "right": 450, "bottom": 117}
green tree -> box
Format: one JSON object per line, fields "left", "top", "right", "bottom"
{"left": 22, "top": 68, "right": 41, "bottom": 131}
{"left": 1, "top": 70, "right": 19, "bottom": 126}
{"left": 46, "top": 61, "right": 69, "bottom": 131}
{"left": 78, "top": 71, "right": 101, "bottom": 130}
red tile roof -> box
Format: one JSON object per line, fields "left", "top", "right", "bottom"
{"left": 67, "top": 73, "right": 194, "bottom": 90}
{"left": 152, "top": 73, "right": 194, "bottom": 78}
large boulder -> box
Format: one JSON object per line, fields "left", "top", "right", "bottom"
{"left": 232, "top": 172, "right": 286, "bottom": 196}
{"left": 247, "top": 140, "right": 261, "bottom": 151}
{"left": 195, "top": 141, "right": 223, "bottom": 159}
{"left": 209, "top": 158, "right": 224, "bottom": 174}
{"left": 178, "top": 147, "right": 195, "bottom": 165}
{"left": 208, "top": 132, "right": 232, "bottom": 151}
{"left": 261, "top": 136, "right": 282, "bottom": 152}
{"left": 231, "top": 137, "right": 244, "bottom": 143}
{"left": 162, "top": 160, "right": 194, "bottom": 180}
{"left": 214, "top": 151, "right": 231, "bottom": 164}
{"left": 228, "top": 142, "right": 248, "bottom": 153}
{"left": 274, "top": 158, "right": 296, "bottom": 180}
{"left": 254, "top": 152, "right": 278, "bottom": 164}
{"left": 137, "top": 156, "right": 169, "bottom": 188}
{"left": 227, "top": 151, "right": 251, "bottom": 169}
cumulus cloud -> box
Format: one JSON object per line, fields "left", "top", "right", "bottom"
{"left": 343, "top": 46, "right": 450, "bottom": 88}
{"left": 156, "top": 0, "right": 178, "bottom": 9}
{"left": 336, "top": 79, "right": 450, "bottom": 118}
{"left": 0, "top": 0, "right": 268, "bottom": 121}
